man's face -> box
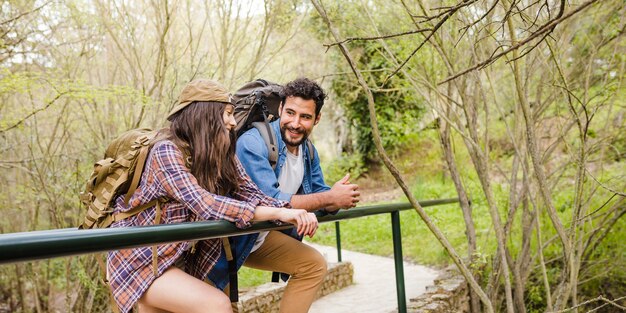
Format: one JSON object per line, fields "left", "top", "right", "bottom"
{"left": 279, "top": 96, "right": 321, "bottom": 150}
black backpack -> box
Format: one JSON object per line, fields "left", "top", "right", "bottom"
{"left": 232, "top": 79, "right": 313, "bottom": 169}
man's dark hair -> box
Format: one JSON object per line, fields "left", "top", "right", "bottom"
{"left": 280, "top": 77, "right": 327, "bottom": 116}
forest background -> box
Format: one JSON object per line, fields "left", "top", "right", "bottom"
{"left": 0, "top": 0, "right": 624, "bottom": 312}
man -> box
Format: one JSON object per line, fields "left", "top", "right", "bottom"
{"left": 234, "top": 77, "right": 359, "bottom": 312}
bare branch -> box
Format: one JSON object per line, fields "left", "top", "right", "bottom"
{"left": 439, "top": 0, "right": 602, "bottom": 85}
{"left": 324, "top": 28, "right": 433, "bottom": 48}
{"left": 546, "top": 295, "right": 626, "bottom": 313}
{"left": 578, "top": 193, "right": 620, "bottom": 222}
{"left": 384, "top": 0, "right": 478, "bottom": 83}
{"left": 458, "top": 0, "right": 500, "bottom": 41}
{"left": 0, "top": 92, "right": 67, "bottom": 134}
{"left": 583, "top": 202, "right": 626, "bottom": 263}
{"left": 584, "top": 168, "right": 626, "bottom": 197}
{"left": 506, "top": 31, "right": 552, "bottom": 63}
{"left": 0, "top": 1, "right": 51, "bottom": 26}
{"left": 412, "top": 0, "right": 478, "bottom": 23}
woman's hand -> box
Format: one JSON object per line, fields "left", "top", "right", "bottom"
{"left": 277, "top": 209, "right": 318, "bottom": 238}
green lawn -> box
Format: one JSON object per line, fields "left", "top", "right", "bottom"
{"left": 238, "top": 174, "right": 497, "bottom": 287}
{"left": 238, "top": 201, "right": 490, "bottom": 288}
{"left": 308, "top": 193, "right": 495, "bottom": 267}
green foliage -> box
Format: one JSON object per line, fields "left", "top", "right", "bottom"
{"left": 309, "top": 184, "right": 495, "bottom": 266}
{"left": 322, "top": 152, "right": 366, "bottom": 184}
{"left": 307, "top": 1, "right": 427, "bottom": 164}
{"left": 330, "top": 41, "right": 426, "bottom": 162}
{"left": 525, "top": 283, "right": 546, "bottom": 313}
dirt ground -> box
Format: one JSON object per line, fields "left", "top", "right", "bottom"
{"left": 359, "top": 186, "right": 406, "bottom": 204}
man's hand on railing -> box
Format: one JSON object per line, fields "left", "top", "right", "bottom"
{"left": 326, "top": 173, "right": 360, "bottom": 212}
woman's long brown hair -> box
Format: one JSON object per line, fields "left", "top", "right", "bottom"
{"left": 165, "top": 101, "right": 239, "bottom": 196}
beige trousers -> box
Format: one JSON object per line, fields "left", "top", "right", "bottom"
{"left": 244, "top": 230, "right": 328, "bottom": 313}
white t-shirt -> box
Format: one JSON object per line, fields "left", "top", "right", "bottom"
{"left": 251, "top": 145, "right": 304, "bottom": 252}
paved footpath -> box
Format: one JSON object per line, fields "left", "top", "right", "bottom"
{"left": 306, "top": 242, "right": 439, "bottom": 313}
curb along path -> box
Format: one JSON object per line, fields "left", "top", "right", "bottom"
{"left": 307, "top": 242, "right": 439, "bottom": 313}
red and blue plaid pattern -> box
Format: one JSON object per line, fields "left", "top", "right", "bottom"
{"left": 107, "top": 140, "right": 288, "bottom": 313}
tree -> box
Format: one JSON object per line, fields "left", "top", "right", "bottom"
{"left": 0, "top": 1, "right": 323, "bottom": 311}
{"left": 310, "top": 0, "right": 626, "bottom": 311}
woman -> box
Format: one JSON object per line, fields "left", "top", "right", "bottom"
{"left": 107, "top": 79, "right": 318, "bottom": 313}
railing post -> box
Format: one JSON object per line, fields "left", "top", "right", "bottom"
{"left": 391, "top": 210, "right": 407, "bottom": 313}
{"left": 335, "top": 221, "right": 342, "bottom": 262}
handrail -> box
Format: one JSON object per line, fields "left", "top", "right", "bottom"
{"left": 0, "top": 198, "right": 460, "bottom": 313}
{"left": 0, "top": 198, "right": 458, "bottom": 265}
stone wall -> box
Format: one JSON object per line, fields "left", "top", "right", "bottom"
{"left": 235, "top": 262, "right": 470, "bottom": 313}
{"left": 235, "top": 262, "right": 354, "bottom": 313}
{"left": 397, "top": 265, "right": 470, "bottom": 313}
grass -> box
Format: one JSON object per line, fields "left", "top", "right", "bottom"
{"left": 309, "top": 129, "right": 499, "bottom": 267}
{"left": 238, "top": 173, "right": 498, "bottom": 287}
{"left": 307, "top": 174, "right": 497, "bottom": 267}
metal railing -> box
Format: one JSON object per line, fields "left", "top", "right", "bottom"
{"left": 0, "top": 198, "right": 459, "bottom": 313}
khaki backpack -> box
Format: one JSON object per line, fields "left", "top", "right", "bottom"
{"left": 79, "top": 128, "right": 167, "bottom": 230}
{"left": 79, "top": 128, "right": 169, "bottom": 310}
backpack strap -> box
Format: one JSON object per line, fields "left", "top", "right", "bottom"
{"left": 152, "top": 200, "right": 163, "bottom": 277}
{"left": 101, "top": 198, "right": 165, "bottom": 277}
{"left": 251, "top": 121, "right": 278, "bottom": 170}
{"left": 271, "top": 271, "right": 281, "bottom": 283}
{"left": 221, "top": 237, "right": 238, "bottom": 303}
{"left": 99, "top": 198, "right": 161, "bottom": 226}
{"left": 124, "top": 133, "right": 155, "bottom": 205}
{"left": 306, "top": 139, "right": 315, "bottom": 163}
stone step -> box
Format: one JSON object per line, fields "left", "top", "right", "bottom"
{"left": 389, "top": 265, "right": 469, "bottom": 313}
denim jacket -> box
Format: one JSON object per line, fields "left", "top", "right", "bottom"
{"left": 207, "top": 120, "right": 330, "bottom": 290}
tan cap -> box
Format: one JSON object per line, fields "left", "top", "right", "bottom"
{"left": 168, "top": 79, "right": 231, "bottom": 119}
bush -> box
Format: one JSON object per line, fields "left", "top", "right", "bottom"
{"left": 322, "top": 152, "right": 366, "bottom": 184}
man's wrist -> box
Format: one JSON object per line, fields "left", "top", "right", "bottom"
{"left": 291, "top": 192, "right": 329, "bottom": 212}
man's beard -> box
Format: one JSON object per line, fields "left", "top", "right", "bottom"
{"left": 280, "top": 125, "right": 309, "bottom": 147}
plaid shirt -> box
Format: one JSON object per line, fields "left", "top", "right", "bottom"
{"left": 107, "top": 140, "right": 289, "bottom": 313}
